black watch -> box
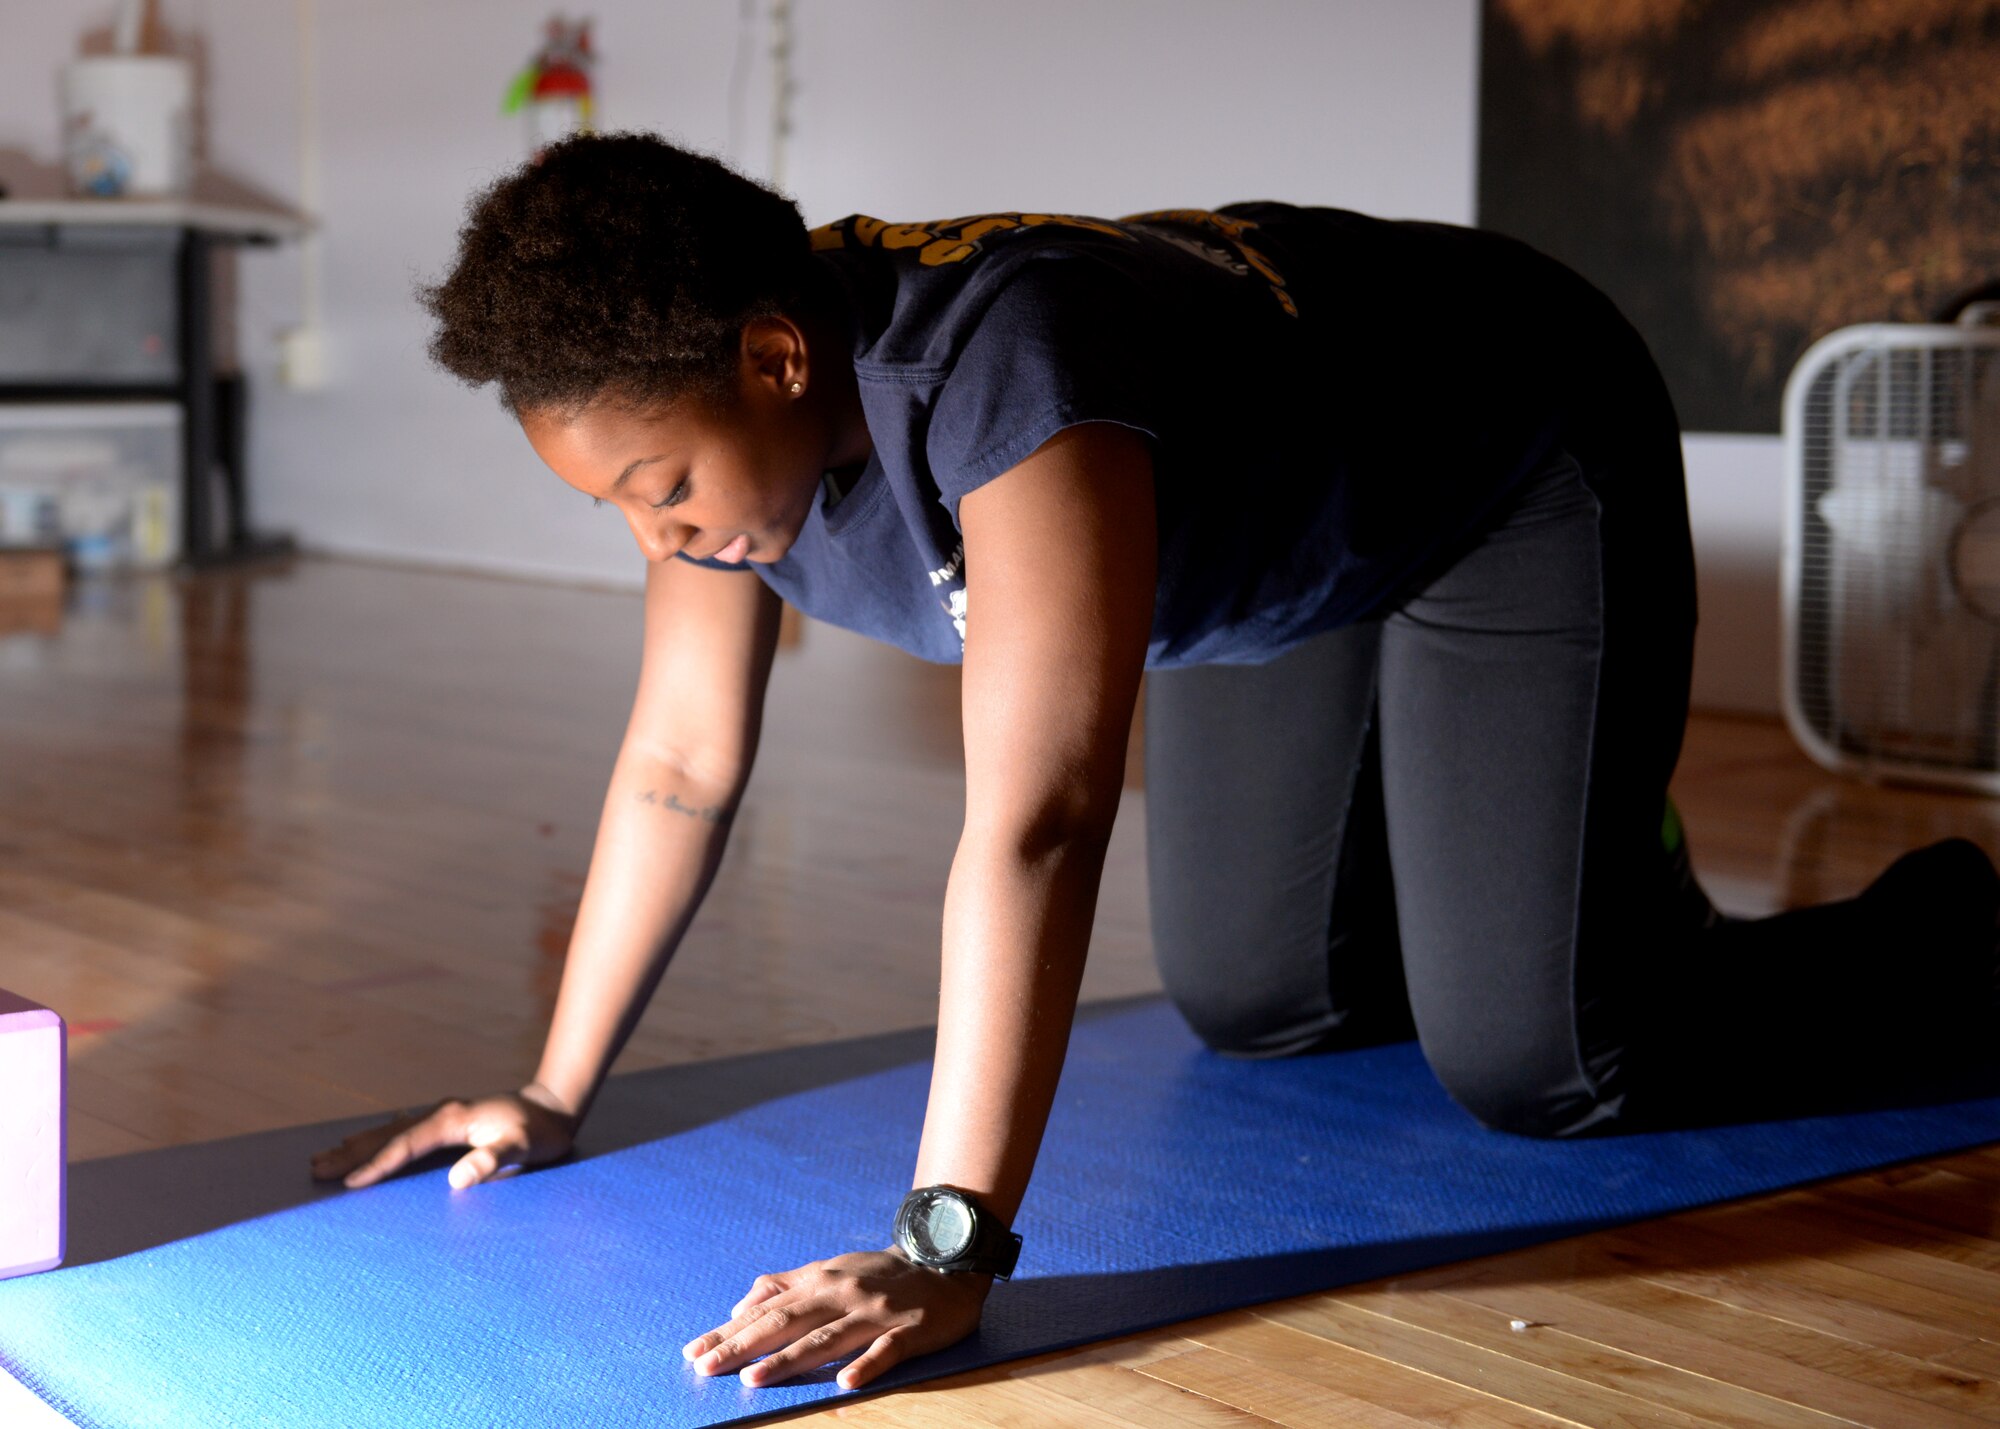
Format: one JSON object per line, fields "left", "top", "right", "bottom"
{"left": 893, "top": 1186, "right": 1021, "bottom": 1280}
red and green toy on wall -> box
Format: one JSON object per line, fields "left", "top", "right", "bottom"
{"left": 504, "top": 16, "right": 595, "bottom": 157}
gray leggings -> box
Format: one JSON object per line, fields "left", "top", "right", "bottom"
{"left": 1143, "top": 373, "right": 1996, "bottom": 1136}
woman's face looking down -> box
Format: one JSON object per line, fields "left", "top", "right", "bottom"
{"left": 520, "top": 316, "right": 846, "bottom": 566}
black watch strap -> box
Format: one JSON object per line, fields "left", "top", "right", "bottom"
{"left": 894, "top": 1186, "right": 1022, "bottom": 1280}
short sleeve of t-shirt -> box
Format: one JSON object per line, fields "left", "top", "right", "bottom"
{"left": 923, "top": 251, "right": 1161, "bottom": 520}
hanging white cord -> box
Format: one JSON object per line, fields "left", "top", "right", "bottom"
{"left": 295, "top": 0, "right": 322, "bottom": 336}
{"left": 768, "top": 0, "right": 796, "bottom": 191}
{"left": 726, "top": 0, "right": 756, "bottom": 165}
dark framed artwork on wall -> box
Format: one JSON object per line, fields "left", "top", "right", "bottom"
{"left": 1478, "top": 1, "right": 2000, "bottom": 434}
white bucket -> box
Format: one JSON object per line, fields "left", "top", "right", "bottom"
{"left": 60, "top": 56, "right": 194, "bottom": 198}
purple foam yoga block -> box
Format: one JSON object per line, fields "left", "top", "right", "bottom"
{"left": 0, "top": 989, "right": 64, "bottom": 1280}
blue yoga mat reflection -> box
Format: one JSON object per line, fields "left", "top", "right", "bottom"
{"left": 4, "top": 1001, "right": 1999, "bottom": 1429}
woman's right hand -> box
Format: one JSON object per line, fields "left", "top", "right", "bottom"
{"left": 309, "top": 1083, "right": 579, "bottom": 1191}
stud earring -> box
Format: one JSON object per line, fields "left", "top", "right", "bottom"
{"left": 788, "top": 381, "right": 804, "bottom": 396}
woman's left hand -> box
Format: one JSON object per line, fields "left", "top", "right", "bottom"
{"left": 683, "top": 1248, "right": 992, "bottom": 1391}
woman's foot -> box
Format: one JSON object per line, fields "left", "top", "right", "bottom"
{"left": 1859, "top": 837, "right": 2000, "bottom": 913}
{"left": 1858, "top": 837, "right": 2000, "bottom": 1023}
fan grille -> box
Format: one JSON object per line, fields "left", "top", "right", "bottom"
{"left": 1789, "top": 329, "right": 2000, "bottom": 781}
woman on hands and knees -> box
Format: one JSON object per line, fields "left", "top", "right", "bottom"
{"left": 312, "top": 132, "right": 2000, "bottom": 1391}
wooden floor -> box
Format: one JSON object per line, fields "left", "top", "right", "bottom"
{"left": 4, "top": 555, "right": 1999, "bottom": 1426}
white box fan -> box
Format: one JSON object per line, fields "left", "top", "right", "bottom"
{"left": 1783, "top": 303, "right": 2000, "bottom": 792}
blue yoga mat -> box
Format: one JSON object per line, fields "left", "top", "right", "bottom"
{"left": 5, "top": 998, "right": 1999, "bottom": 1428}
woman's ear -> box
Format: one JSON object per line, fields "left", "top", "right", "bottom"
{"left": 740, "top": 315, "right": 810, "bottom": 396}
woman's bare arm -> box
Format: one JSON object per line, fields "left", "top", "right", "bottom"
{"left": 533, "top": 555, "right": 785, "bottom": 1119}
{"left": 314, "top": 556, "right": 783, "bottom": 1188}
{"left": 914, "top": 420, "right": 1156, "bottom": 1222}
{"left": 683, "top": 421, "right": 1156, "bottom": 1391}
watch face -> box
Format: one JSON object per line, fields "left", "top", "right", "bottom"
{"left": 908, "top": 1190, "right": 975, "bottom": 1261}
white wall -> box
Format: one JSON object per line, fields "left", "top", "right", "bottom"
{"left": 0, "top": 0, "right": 1783, "bottom": 711}
{"left": 1682, "top": 434, "right": 1785, "bottom": 713}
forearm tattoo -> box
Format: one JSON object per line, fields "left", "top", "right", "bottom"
{"left": 635, "top": 788, "right": 733, "bottom": 825}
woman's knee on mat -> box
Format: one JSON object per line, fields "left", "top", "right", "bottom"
{"left": 1154, "top": 954, "right": 1325, "bottom": 1057}
{"left": 1176, "top": 995, "right": 1349, "bottom": 1059}
{"left": 1421, "top": 1033, "right": 1628, "bottom": 1139}
{"left": 1156, "top": 940, "right": 1410, "bottom": 1059}
{"left": 1149, "top": 886, "right": 1326, "bottom": 1057}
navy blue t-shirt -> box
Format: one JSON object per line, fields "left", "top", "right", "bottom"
{"left": 690, "top": 203, "right": 1609, "bottom": 667}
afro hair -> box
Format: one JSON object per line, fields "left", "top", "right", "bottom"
{"left": 422, "top": 132, "right": 812, "bottom": 416}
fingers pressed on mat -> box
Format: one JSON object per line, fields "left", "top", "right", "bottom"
{"left": 447, "top": 1117, "right": 526, "bottom": 1189}
{"left": 728, "top": 1273, "right": 788, "bottom": 1322}
{"left": 691, "top": 1300, "right": 843, "bottom": 1377}
{"left": 312, "top": 1125, "right": 388, "bottom": 1180}
{"left": 344, "top": 1103, "right": 465, "bottom": 1189}
{"left": 343, "top": 1132, "right": 418, "bottom": 1189}
{"left": 739, "top": 1314, "right": 874, "bottom": 1387}
{"left": 837, "top": 1327, "right": 912, "bottom": 1390}
{"left": 685, "top": 1281, "right": 781, "bottom": 1360}
{"left": 448, "top": 1148, "right": 500, "bottom": 1189}
{"left": 311, "top": 1120, "right": 406, "bottom": 1182}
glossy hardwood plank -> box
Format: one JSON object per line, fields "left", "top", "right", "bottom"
{"left": 1172, "top": 1313, "right": 1587, "bottom": 1428}
{"left": 1587, "top": 1220, "right": 2000, "bottom": 1349}
{"left": 1132, "top": 1343, "right": 1440, "bottom": 1428}
{"left": 6, "top": 558, "right": 2000, "bottom": 1429}
{"left": 1416, "top": 1224, "right": 2000, "bottom": 1420}
{"left": 1264, "top": 1288, "right": 1768, "bottom": 1424}
{"left": 1677, "top": 1194, "right": 2000, "bottom": 1307}
{"left": 1568, "top": 1272, "right": 2000, "bottom": 1420}
{"left": 1428, "top": 1274, "right": 1992, "bottom": 1429}
{"left": 1254, "top": 1294, "right": 1818, "bottom": 1429}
